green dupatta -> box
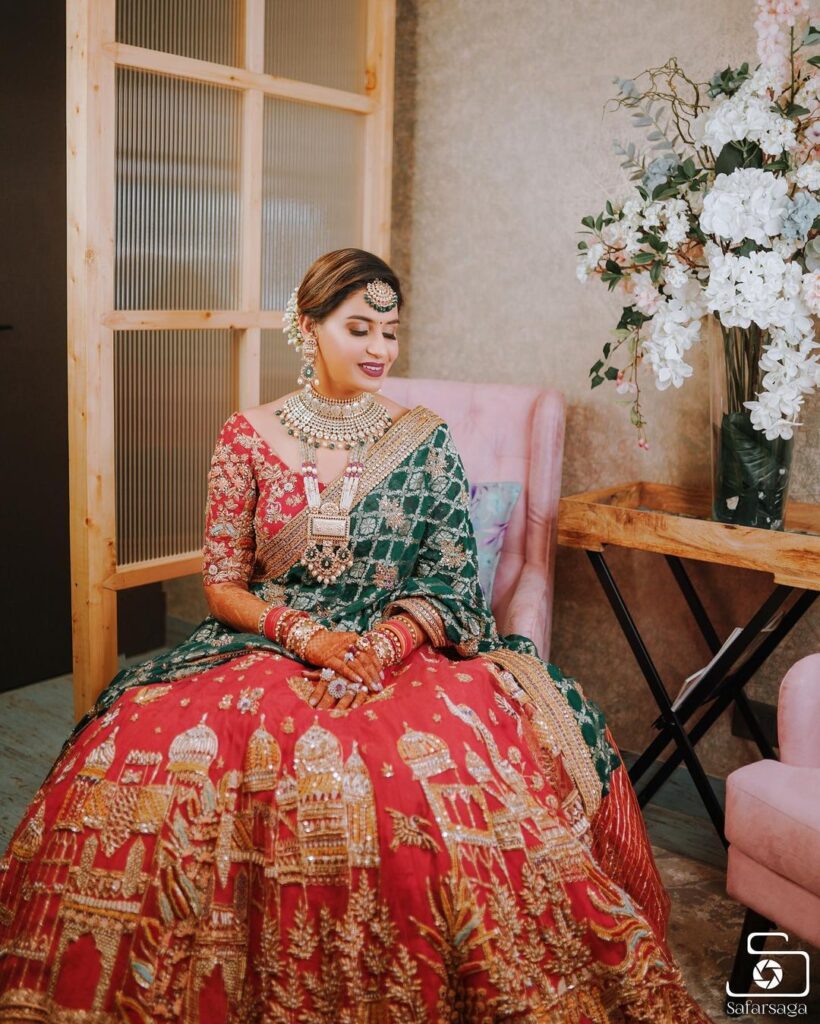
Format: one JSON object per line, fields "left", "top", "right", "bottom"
{"left": 65, "top": 406, "right": 619, "bottom": 800}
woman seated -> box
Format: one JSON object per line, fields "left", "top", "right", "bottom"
{"left": 0, "top": 248, "right": 712, "bottom": 1022}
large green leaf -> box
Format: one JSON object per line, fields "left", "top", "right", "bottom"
{"left": 713, "top": 413, "right": 793, "bottom": 529}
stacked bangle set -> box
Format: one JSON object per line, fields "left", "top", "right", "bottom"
{"left": 257, "top": 602, "right": 427, "bottom": 666}
{"left": 257, "top": 604, "right": 324, "bottom": 659}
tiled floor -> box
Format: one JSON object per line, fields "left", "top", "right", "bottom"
{"left": 1, "top": 675, "right": 817, "bottom": 1022}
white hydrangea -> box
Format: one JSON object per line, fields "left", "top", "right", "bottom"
{"left": 744, "top": 327, "right": 820, "bottom": 440}
{"left": 791, "top": 159, "right": 820, "bottom": 191}
{"left": 703, "top": 246, "right": 814, "bottom": 335}
{"left": 802, "top": 270, "right": 820, "bottom": 315}
{"left": 692, "top": 65, "right": 797, "bottom": 156}
{"left": 664, "top": 255, "right": 689, "bottom": 291}
{"left": 771, "top": 235, "right": 804, "bottom": 260}
{"left": 601, "top": 216, "right": 642, "bottom": 255}
{"left": 576, "top": 242, "right": 604, "bottom": 282}
{"left": 641, "top": 298, "right": 704, "bottom": 390}
{"left": 641, "top": 197, "right": 691, "bottom": 249}
{"left": 631, "top": 271, "right": 664, "bottom": 315}
{"left": 699, "top": 168, "right": 790, "bottom": 246}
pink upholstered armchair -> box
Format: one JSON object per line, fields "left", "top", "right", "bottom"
{"left": 380, "top": 377, "right": 566, "bottom": 660}
{"left": 724, "top": 653, "right": 820, "bottom": 995}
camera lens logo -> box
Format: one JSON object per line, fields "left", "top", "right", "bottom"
{"left": 752, "top": 958, "right": 783, "bottom": 990}
{"left": 726, "top": 931, "right": 810, "bottom": 999}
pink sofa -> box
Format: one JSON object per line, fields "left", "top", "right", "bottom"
{"left": 380, "top": 377, "right": 565, "bottom": 660}
{"left": 724, "top": 653, "right": 820, "bottom": 993}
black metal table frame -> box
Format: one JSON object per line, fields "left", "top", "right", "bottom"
{"left": 586, "top": 549, "right": 818, "bottom": 847}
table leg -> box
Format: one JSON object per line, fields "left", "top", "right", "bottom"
{"left": 665, "top": 555, "right": 721, "bottom": 653}
{"left": 665, "top": 555, "right": 778, "bottom": 760}
{"left": 617, "top": 584, "right": 788, "bottom": 786}
{"left": 637, "top": 589, "right": 817, "bottom": 804}
{"left": 586, "top": 550, "right": 728, "bottom": 845}
{"left": 637, "top": 585, "right": 796, "bottom": 780}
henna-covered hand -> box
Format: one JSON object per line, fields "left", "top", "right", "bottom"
{"left": 302, "top": 629, "right": 384, "bottom": 708}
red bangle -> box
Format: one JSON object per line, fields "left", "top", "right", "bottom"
{"left": 387, "top": 619, "right": 413, "bottom": 656}
{"left": 275, "top": 608, "right": 309, "bottom": 646}
{"left": 262, "top": 605, "right": 288, "bottom": 641}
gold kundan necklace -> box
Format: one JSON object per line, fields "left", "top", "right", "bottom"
{"left": 274, "top": 388, "right": 393, "bottom": 584}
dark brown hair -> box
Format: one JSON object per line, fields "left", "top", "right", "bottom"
{"left": 297, "top": 248, "right": 403, "bottom": 322}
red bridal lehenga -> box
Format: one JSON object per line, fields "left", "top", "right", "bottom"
{"left": 0, "top": 408, "right": 713, "bottom": 1022}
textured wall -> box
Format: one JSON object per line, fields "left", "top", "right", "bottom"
{"left": 390, "top": 0, "right": 820, "bottom": 776}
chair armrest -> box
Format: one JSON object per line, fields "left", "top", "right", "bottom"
{"left": 501, "top": 561, "right": 552, "bottom": 660}
{"left": 778, "top": 653, "right": 820, "bottom": 768}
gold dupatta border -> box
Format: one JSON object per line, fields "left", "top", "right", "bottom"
{"left": 251, "top": 405, "right": 445, "bottom": 583}
{"left": 482, "top": 648, "right": 602, "bottom": 819}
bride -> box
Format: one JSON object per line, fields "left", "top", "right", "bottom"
{"left": 0, "top": 248, "right": 712, "bottom": 1022}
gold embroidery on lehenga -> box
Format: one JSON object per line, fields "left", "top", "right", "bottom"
{"left": 386, "top": 808, "right": 442, "bottom": 854}
{"left": 243, "top": 715, "right": 281, "bottom": 793}
{"left": 9, "top": 803, "right": 44, "bottom": 862}
{"left": 0, "top": 673, "right": 707, "bottom": 1023}
{"left": 291, "top": 721, "right": 380, "bottom": 885}
{"left": 482, "top": 649, "right": 602, "bottom": 819}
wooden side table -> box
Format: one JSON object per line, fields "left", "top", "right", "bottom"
{"left": 557, "top": 481, "right": 820, "bottom": 847}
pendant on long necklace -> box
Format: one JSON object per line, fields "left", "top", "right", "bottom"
{"left": 302, "top": 501, "right": 354, "bottom": 584}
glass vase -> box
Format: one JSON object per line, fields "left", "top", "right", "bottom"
{"left": 708, "top": 315, "right": 794, "bottom": 530}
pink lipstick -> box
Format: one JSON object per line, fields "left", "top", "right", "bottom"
{"left": 359, "top": 362, "right": 385, "bottom": 378}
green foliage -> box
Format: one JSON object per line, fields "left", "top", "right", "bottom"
{"left": 707, "top": 62, "right": 751, "bottom": 99}
{"left": 714, "top": 140, "right": 763, "bottom": 175}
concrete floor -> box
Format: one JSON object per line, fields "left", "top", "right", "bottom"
{"left": 1, "top": 673, "right": 817, "bottom": 1022}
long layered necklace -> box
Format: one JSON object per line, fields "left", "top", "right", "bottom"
{"left": 274, "top": 388, "right": 393, "bottom": 584}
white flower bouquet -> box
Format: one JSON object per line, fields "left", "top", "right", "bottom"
{"left": 577, "top": 1, "right": 820, "bottom": 528}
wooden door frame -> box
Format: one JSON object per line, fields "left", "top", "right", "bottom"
{"left": 66, "top": 0, "right": 396, "bottom": 718}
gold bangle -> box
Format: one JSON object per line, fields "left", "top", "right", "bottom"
{"left": 276, "top": 608, "right": 307, "bottom": 646}
{"left": 374, "top": 623, "right": 404, "bottom": 662}
{"left": 286, "top": 617, "right": 326, "bottom": 659}
{"left": 257, "top": 602, "right": 277, "bottom": 636}
{"left": 372, "top": 631, "right": 396, "bottom": 665}
{"left": 388, "top": 598, "right": 447, "bottom": 647}
{"left": 392, "top": 614, "right": 423, "bottom": 648}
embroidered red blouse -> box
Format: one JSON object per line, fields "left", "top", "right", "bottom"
{"left": 202, "top": 412, "right": 326, "bottom": 587}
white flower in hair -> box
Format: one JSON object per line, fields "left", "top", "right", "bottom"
{"left": 282, "top": 287, "right": 305, "bottom": 349}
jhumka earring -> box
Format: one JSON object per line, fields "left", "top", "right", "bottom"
{"left": 283, "top": 287, "right": 320, "bottom": 390}
{"left": 298, "top": 331, "right": 318, "bottom": 388}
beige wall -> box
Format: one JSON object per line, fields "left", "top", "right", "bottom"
{"left": 389, "top": 0, "right": 820, "bottom": 776}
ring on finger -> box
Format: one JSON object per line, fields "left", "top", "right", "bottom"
{"left": 327, "top": 676, "right": 348, "bottom": 700}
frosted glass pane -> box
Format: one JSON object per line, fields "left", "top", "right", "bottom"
{"left": 261, "top": 98, "right": 364, "bottom": 309}
{"left": 261, "top": 328, "right": 301, "bottom": 403}
{"left": 116, "top": 68, "right": 241, "bottom": 310}
{"left": 264, "top": 0, "right": 367, "bottom": 93}
{"left": 116, "top": 0, "right": 242, "bottom": 67}
{"left": 115, "top": 330, "right": 235, "bottom": 565}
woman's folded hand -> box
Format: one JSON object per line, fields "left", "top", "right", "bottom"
{"left": 303, "top": 629, "right": 385, "bottom": 709}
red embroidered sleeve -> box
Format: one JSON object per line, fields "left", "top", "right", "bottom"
{"left": 202, "top": 414, "right": 258, "bottom": 587}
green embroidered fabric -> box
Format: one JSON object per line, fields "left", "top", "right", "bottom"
{"left": 66, "top": 420, "right": 619, "bottom": 795}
